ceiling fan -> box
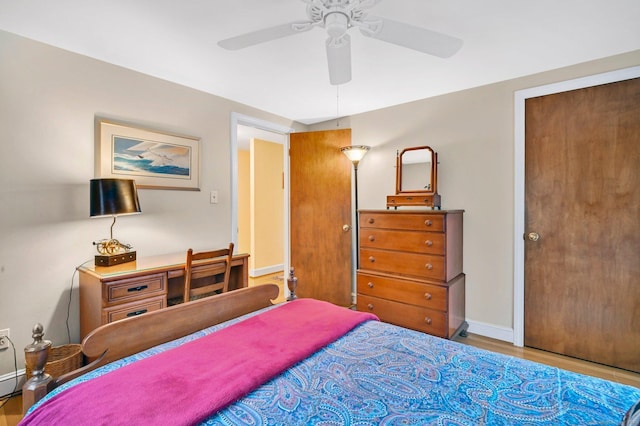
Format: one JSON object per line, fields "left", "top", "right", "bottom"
{"left": 217, "top": 0, "right": 463, "bottom": 85}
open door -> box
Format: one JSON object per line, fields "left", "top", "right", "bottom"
{"left": 290, "top": 129, "right": 353, "bottom": 306}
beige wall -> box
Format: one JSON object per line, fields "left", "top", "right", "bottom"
{"left": 0, "top": 30, "right": 305, "bottom": 379}
{"left": 251, "top": 139, "right": 284, "bottom": 273}
{"left": 311, "top": 50, "right": 640, "bottom": 339}
{"left": 237, "top": 141, "right": 284, "bottom": 276}
{"left": 237, "top": 150, "right": 251, "bottom": 256}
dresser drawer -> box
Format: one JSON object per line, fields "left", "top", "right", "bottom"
{"left": 104, "top": 273, "right": 167, "bottom": 305}
{"left": 360, "top": 248, "right": 445, "bottom": 281}
{"left": 360, "top": 229, "right": 445, "bottom": 255}
{"left": 103, "top": 295, "right": 166, "bottom": 323}
{"left": 357, "top": 272, "right": 447, "bottom": 311}
{"left": 360, "top": 212, "right": 444, "bottom": 232}
{"left": 357, "top": 294, "right": 448, "bottom": 338}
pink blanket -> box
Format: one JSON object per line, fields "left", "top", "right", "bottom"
{"left": 21, "top": 299, "right": 378, "bottom": 425}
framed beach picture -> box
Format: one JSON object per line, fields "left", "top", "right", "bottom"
{"left": 95, "top": 119, "right": 200, "bottom": 190}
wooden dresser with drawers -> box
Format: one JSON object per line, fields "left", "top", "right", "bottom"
{"left": 77, "top": 252, "right": 249, "bottom": 339}
{"left": 357, "top": 209, "right": 467, "bottom": 339}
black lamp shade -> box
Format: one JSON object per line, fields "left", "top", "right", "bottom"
{"left": 90, "top": 178, "right": 141, "bottom": 217}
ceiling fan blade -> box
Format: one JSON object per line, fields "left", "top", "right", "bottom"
{"left": 360, "top": 17, "right": 463, "bottom": 58}
{"left": 326, "top": 34, "right": 352, "bottom": 85}
{"left": 218, "top": 21, "right": 314, "bottom": 50}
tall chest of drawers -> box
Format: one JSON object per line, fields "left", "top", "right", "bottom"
{"left": 356, "top": 210, "right": 467, "bottom": 339}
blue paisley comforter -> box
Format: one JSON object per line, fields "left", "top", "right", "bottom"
{"left": 29, "top": 304, "right": 639, "bottom": 425}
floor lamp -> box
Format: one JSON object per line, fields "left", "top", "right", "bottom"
{"left": 341, "top": 145, "right": 370, "bottom": 268}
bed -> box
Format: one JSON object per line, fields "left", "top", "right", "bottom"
{"left": 20, "top": 284, "right": 640, "bottom": 425}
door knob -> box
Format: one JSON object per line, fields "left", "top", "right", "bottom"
{"left": 342, "top": 224, "right": 351, "bottom": 232}
{"left": 527, "top": 232, "right": 540, "bottom": 241}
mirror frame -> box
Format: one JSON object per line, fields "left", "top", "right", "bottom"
{"left": 396, "top": 146, "right": 437, "bottom": 195}
{"left": 387, "top": 145, "right": 441, "bottom": 209}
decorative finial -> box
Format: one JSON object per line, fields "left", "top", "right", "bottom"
{"left": 24, "top": 323, "right": 52, "bottom": 380}
{"left": 287, "top": 267, "right": 298, "bottom": 301}
{"left": 31, "top": 323, "right": 45, "bottom": 343}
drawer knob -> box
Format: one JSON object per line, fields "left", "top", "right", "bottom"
{"left": 368, "top": 235, "right": 375, "bottom": 242}
{"left": 424, "top": 219, "right": 433, "bottom": 227}
{"left": 126, "top": 309, "right": 148, "bottom": 317}
{"left": 425, "top": 240, "right": 433, "bottom": 247}
{"left": 368, "top": 218, "right": 375, "bottom": 224}
{"left": 367, "top": 303, "right": 374, "bottom": 310}
{"left": 127, "top": 285, "right": 149, "bottom": 292}
{"left": 425, "top": 292, "right": 432, "bottom": 300}
{"left": 425, "top": 317, "right": 432, "bottom": 325}
{"left": 425, "top": 263, "right": 433, "bottom": 270}
{"left": 368, "top": 256, "right": 376, "bottom": 263}
{"left": 367, "top": 282, "right": 374, "bottom": 288}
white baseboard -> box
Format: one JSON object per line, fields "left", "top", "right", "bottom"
{"left": 0, "top": 369, "right": 25, "bottom": 398}
{"left": 249, "top": 264, "right": 284, "bottom": 278}
{"left": 466, "top": 319, "right": 514, "bottom": 344}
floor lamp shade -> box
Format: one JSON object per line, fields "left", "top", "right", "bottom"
{"left": 340, "top": 145, "right": 370, "bottom": 169}
{"left": 90, "top": 179, "right": 141, "bottom": 218}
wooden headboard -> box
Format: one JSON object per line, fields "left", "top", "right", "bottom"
{"left": 22, "top": 283, "right": 280, "bottom": 413}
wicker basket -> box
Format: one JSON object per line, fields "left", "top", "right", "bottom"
{"left": 26, "top": 344, "right": 83, "bottom": 380}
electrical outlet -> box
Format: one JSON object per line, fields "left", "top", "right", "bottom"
{"left": 0, "top": 329, "right": 9, "bottom": 350}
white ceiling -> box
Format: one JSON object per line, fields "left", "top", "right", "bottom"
{"left": 1, "top": 0, "right": 638, "bottom": 125}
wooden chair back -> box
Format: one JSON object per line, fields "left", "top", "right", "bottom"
{"left": 183, "top": 242, "right": 234, "bottom": 302}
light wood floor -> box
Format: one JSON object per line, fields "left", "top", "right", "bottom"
{"left": 0, "top": 394, "right": 21, "bottom": 426}
{"left": 248, "top": 272, "right": 286, "bottom": 304}
{"left": 3, "top": 287, "right": 638, "bottom": 424}
{"left": 453, "top": 333, "right": 640, "bottom": 388}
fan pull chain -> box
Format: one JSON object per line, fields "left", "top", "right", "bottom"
{"left": 336, "top": 85, "right": 340, "bottom": 127}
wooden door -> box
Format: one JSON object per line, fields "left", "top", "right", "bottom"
{"left": 524, "top": 77, "right": 640, "bottom": 372}
{"left": 290, "top": 129, "right": 353, "bottom": 306}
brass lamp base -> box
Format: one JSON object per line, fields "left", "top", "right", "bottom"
{"left": 95, "top": 251, "right": 136, "bottom": 267}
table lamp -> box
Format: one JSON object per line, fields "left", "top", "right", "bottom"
{"left": 90, "top": 178, "right": 141, "bottom": 266}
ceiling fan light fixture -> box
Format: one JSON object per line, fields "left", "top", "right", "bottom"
{"left": 219, "top": 0, "right": 463, "bottom": 85}
{"left": 324, "top": 12, "right": 349, "bottom": 39}
{"left": 326, "top": 33, "right": 351, "bottom": 85}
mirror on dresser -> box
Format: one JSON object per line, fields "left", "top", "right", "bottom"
{"left": 387, "top": 146, "right": 441, "bottom": 209}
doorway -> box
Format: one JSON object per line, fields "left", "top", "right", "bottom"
{"left": 230, "top": 113, "right": 293, "bottom": 297}
{"left": 513, "top": 66, "right": 640, "bottom": 356}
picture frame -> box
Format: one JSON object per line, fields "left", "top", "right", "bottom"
{"left": 95, "top": 119, "right": 200, "bottom": 190}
